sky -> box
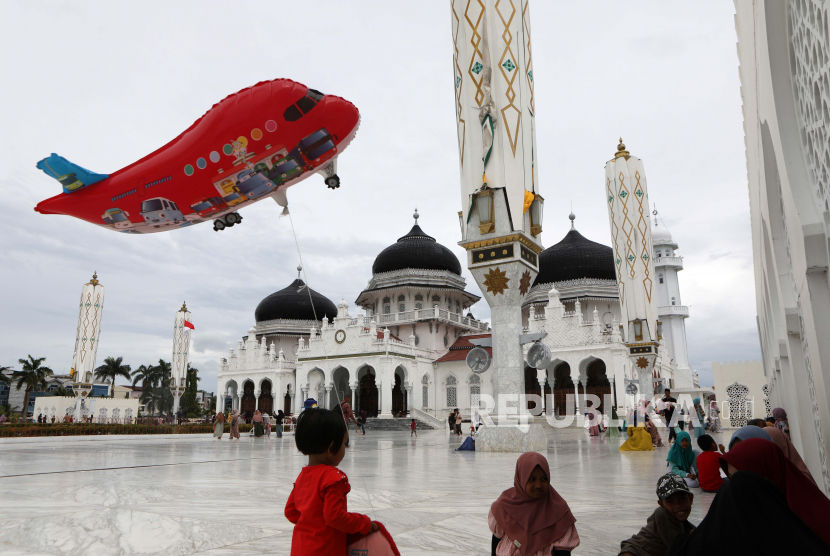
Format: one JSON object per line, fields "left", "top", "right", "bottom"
{"left": 0, "top": 1, "right": 758, "bottom": 393}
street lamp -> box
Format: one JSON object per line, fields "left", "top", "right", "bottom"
{"left": 529, "top": 194, "right": 544, "bottom": 237}
{"left": 475, "top": 188, "right": 495, "bottom": 234}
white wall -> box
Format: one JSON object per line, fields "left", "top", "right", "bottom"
{"left": 711, "top": 360, "right": 768, "bottom": 424}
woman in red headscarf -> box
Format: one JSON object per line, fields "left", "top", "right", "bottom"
{"left": 489, "top": 452, "right": 579, "bottom": 556}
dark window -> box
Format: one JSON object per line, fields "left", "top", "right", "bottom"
{"left": 296, "top": 96, "right": 317, "bottom": 114}
{"left": 223, "top": 193, "right": 242, "bottom": 203}
{"left": 141, "top": 199, "right": 164, "bottom": 213}
{"left": 305, "top": 140, "right": 335, "bottom": 159}
{"left": 104, "top": 212, "right": 128, "bottom": 224}
{"left": 275, "top": 158, "right": 300, "bottom": 172}
{"left": 283, "top": 105, "right": 302, "bottom": 121}
{"left": 191, "top": 201, "right": 213, "bottom": 212}
{"left": 307, "top": 89, "right": 324, "bottom": 101}
{"left": 300, "top": 130, "right": 329, "bottom": 148}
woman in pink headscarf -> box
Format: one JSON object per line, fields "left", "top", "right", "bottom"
{"left": 489, "top": 452, "right": 579, "bottom": 556}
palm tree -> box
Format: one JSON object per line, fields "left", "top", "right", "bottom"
{"left": 12, "top": 356, "right": 53, "bottom": 420}
{"left": 131, "top": 364, "right": 154, "bottom": 388}
{"left": 94, "top": 357, "right": 131, "bottom": 397}
{"left": 133, "top": 360, "right": 173, "bottom": 415}
{"left": 0, "top": 365, "right": 11, "bottom": 386}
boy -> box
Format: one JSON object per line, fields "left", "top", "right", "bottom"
{"left": 285, "top": 408, "right": 377, "bottom": 556}
{"left": 695, "top": 434, "right": 725, "bottom": 492}
{"left": 619, "top": 474, "right": 695, "bottom": 556}
{"left": 410, "top": 418, "right": 417, "bottom": 437}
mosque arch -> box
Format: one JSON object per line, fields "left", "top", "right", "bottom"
{"left": 331, "top": 366, "right": 350, "bottom": 408}
{"left": 552, "top": 361, "right": 575, "bottom": 416}
{"left": 241, "top": 380, "right": 256, "bottom": 417}
{"left": 421, "top": 373, "right": 430, "bottom": 408}
{"left": 258, "top": 378, "right": 273, "bottom": 414}
{"left": 579, "top": 356, "right": 610, "bottom": 415}
{"left": 306, "top": 368, "right": 326, "bottom": 407}
{"left": 356, "top": 364, "right": 378, "bottom": 417}
{"left": 222, "top": 379, "right": 239, "bottom": 412}
{"left": 392, "top": 365, "right": 407, "bottom": 415}
{"left": 445, "top": 373, "right": 458, "bottom": 408}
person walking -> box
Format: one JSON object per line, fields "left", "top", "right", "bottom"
{"left": 253, "top": 409, "right": 264, "bottom": 437}
{"left": 229, "top": 410, "right": 241, "bottom": 440}
{"left": 661, "top": 389, "right": 678, "bottom": 443}
{"left": 275, "top": 410, "right": 284, "bottom": 438}
{"left": 455, "top": 409, "right": 463, "bottom": 436}
{"left": 707, "top": 399, "right": 722, "bottom": 433}
{"left": 411, "top": 418, "right": 417, "bottom": 438}
{"left": 692, "top": 398, "right": 706, "bottom": 437}
{"left": 360, "top": 409, "right": 367, "bottom": 435}
{"left": 340, "top": 395, "right": 358, "bottom": 432}
{"left": 263, "top": 412, "right": 271, "bottom": 438}
{"left": 213, "top": 411, "right": 225, "bottom": 440}
{"left": 448, "top": 410, "right": 455, "bottom": 433}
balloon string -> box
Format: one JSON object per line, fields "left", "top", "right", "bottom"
{"left": 285, "top": 207, "right": 377, "bottom": 520}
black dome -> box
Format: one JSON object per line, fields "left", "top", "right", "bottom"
{"left": 533, "top": 229, "right": 617, "bottom": 285}
{"left": 372, "top": 223, "right": 462, "bottom": 275}
{"left": 255, "top": 279, "right": 337, "bottom": 322}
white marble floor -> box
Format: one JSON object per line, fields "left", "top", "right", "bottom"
{"left": 0, "top": 427, "right": 732, "bottom": 555}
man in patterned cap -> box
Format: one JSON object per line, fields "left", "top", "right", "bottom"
{"left": 618, "top": 473, "right": 696, "bottom": 556}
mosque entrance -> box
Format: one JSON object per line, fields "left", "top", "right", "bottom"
{"left": 241, "top": 381, "right": 256, "bottom": 418}
{"left": 524, "top": 367, "right": 542, "bottom": 412}
{"left": 585, "top": 359, "right": 610, "bottom": 416}
{"left": 358, "top": 371, "right": 378, "bottom": 417}
{"left": 392, "top": 373, "right": 406, "bottom": 416}
{"left": 552, "top": 363, "right": 575, "bottom": 416}
{"left": 258, "top": 380, "right": 273, "bottom": 414}
{"left": 284, "top": 389, "right": 292, "bottom": 415}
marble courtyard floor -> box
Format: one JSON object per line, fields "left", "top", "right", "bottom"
{"left": 0, "top": 427, "right": 729, "bottom": 556}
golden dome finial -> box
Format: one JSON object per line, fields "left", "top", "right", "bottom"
{"left": 614, "top": 138, "right": 630, "bottom": 160}
{"left": 88, "top": 271, "right": 100, "bottom": 286}
{"left": 180, "top": 301, "right": 188, "bottom": 312}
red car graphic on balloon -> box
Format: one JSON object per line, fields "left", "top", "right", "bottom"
{"left": 34, "top": 79, "right": 360, "bottom": 234}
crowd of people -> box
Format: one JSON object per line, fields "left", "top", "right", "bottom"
{"left": 278, "top": 397, "right": 828, "bottom": 556}
{"left": 211, "top": 408, "right": 290, "bottom": 440}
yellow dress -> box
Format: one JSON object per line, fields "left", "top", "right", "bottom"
{"left": 619, "top": 425, "right": 655, "bottom": 451}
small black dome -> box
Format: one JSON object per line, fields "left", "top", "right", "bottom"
{"left": 533, "top": 229, "right": 616, "bottom": 285}
{"left": 372, "top": 223, "right": 462, "bottom": 275}
{"left": 255, "top": 279, "right": 337, "bottom": 322}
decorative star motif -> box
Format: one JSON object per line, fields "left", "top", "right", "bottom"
{"left": 619, "top": 190, "right": 628, "bottom": 199}
{"left": 519, "top": 270, "right": 531, "bottom": 296}
{"left": 527, "top": 70, "right": 533, "bottom": 82}
{"left": 483, "top": 267, "right": 509, "bottom": 296}
{"left": 472, "top": 62, "right": 483, "bottom": 74}
{"left": 636, "top": 357, "right": 650, "bottom": 369}
{"left": 502, "top": 59, "right": 516, "bottom": 72}
{"left": 456, "top": 76, "right": 461, "bottom": 88}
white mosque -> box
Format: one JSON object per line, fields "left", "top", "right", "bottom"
{"left": 216, "top": 210, "right": 695, "bottom": 423}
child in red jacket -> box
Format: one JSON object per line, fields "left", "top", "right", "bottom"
{"left": 285, "top": 408, "right": 377, "bottom": 555}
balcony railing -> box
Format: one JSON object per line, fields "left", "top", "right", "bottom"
{"left": 361, "top": 308, "right": 489, "bottom": 331}
{"left": 658, "top": 305, "right": 689, "bottom": 317}
{"left": 654, "top": 256, "right": 684, "bottom": 268}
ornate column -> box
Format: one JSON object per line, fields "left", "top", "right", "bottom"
{"left": 570, "top": 367, "right": 581, "bottom": 416}
{"left": 300, "top": 386, "right": 308, "bottom": 413}
{"left": 404, "top": 383, "right": 412, "bottom": 416}
{"left": 255, "top": 389, "right": 261, "bottom": 410}
{"left": 379, "top": 360, "right": 393, "bottom": 419}
{"left": 325, "top": 384, "right": 333, "bottom": 410}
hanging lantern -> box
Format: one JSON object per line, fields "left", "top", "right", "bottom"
{"left": 476, "top": 188, "right": 495, "bottom": 233}
{"left": 632, "top": 319, "right": 643, "bottom": 342}
{"left": 529, "top": 194, "right": 544, "bottom": 236}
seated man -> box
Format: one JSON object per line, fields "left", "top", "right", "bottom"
{"left": 695, "top": 434, "right": 725, "bottom": 492}
{"left": 619, "top": 474, "right": 695, "bottom": 556}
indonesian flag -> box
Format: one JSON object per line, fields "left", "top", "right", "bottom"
{"left": 184, "top": 320, "right": 195, "bottom": 330}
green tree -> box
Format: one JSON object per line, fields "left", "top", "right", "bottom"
{"left": 180, "top": 364, "right": 201, "bottom": 416}
{"left": 94, "top": 356, "right": 132, "bottom": 397}
{"left": 12, "top": 356, "right": 53, "bottom": 420}
{"left": 133, "top": 360, "right": 173, "bottom": 415}
{"left": 49, "top": 386, "right": 72, "bottom": 397}
{"left": 0, "top": 365, "right": 11, "bottom": 386}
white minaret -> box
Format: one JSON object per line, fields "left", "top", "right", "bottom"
{"left": 652, "top": 210, "right": 692, "bottom": 388}
{"left": 171, "top": 302, "right": 192, "bottom": 415}
{"left": 451, "top": 0, "right": 546, "bottom": 452}
{"left": 604, "top": 140, "right": 660, "bottom": 399}
{"left": 71, "top": 272, "right": 104, "bottom": 418}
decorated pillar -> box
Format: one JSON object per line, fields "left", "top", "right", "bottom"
{"left": 70, "top": 272, "right": 105, "bottom": 417}
{"left": 604, "top": 140, "right": 660, "bottom": 400}
{"left": 451, "top": 0, "right": 546, "bottom": 451}
{"left": 171, "top": 302, "right": 193, "bottom": 416}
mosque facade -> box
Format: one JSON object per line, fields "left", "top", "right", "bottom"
{"left": 217, "top": 210, "right": 693, "bottom": 422}
{"left": 735, "top": 0, "right": 830, "bottom": 493}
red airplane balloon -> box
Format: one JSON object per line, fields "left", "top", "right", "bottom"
{"left": 35, "top": 79, "right": 359, "bottom": 233}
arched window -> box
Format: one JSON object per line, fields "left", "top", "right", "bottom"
{"left": 398, "top": 295, "right": 406, "bottom": 312}
{"left": 415, "top": 293, "right": 423, "bottom": 301}
{"left": 455, "top": 302, "right": 461, "bottom": 314}
{"left": 659, "top": 273, "right": 664, "bottom": 284}
{"left": 446, "top": 375, "right": 457, "bottom": 406}
{"left": 383, "top": 297, "right": 391, "bottom": 314}
{"left": 421, "top": 374, "right": 429, "bottom": 408}
{"left": 726, "top": 382, "right": 750, "bottom": 427}
{"left": 415, "top": 302, "right": 423, "bottom": 310}
{"left": 432, "top": 295, "right": 441, "bottom": 302}
{"left": 469, "top": 374, "right": 481, "bottom": 408}
{"left": 671, "top": 297, "right": 676, "bottom": 305}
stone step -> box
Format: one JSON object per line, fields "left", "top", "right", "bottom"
{"left": 361, "top": 417, "right": 437, "bottom": 431}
